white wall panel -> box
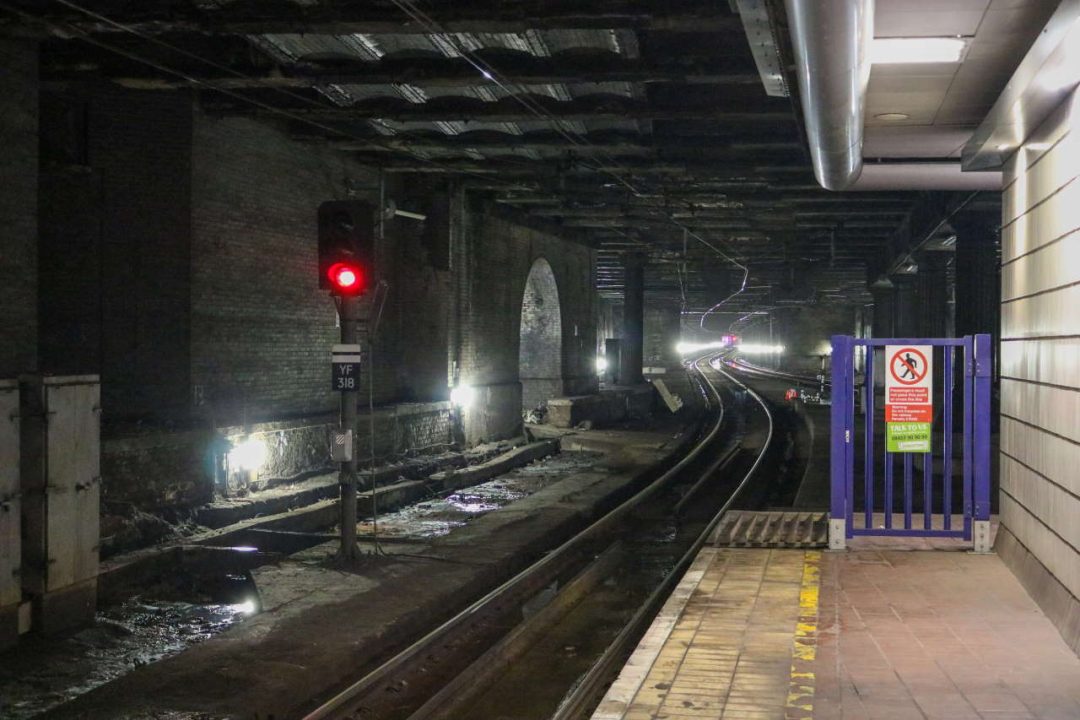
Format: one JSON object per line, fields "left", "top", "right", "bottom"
{"left": 1001, "top": 417, "right": 1080, "bottom": 499}
{"left": 1000, "top": 338, "right": 1080, "bottom": 389}
{"left": 1001, "top": 283, "right": 1080, "bottom": 339}
{"left": 1001, "top": 230, "right": 1080, "bottom": 301}
{"left": 1003, "top": 94, "right": 1080, "bottom": 222}
{"left": 1001, "top": 493, "right": 1080, "bottom": 600}
{"left": 1000, "top": 86, "right": 1080, "bottom": 624}
{"left": 1000, "top": 378, "right": 1080, "bottom": 444}
{"left": 1001, "top": 182, "right": 1080, "bottom": 264}
{"left": 1001, "top": 455, "right": 1080, "bottom": 554}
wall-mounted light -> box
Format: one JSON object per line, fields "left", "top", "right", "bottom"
{"left": 228, "top": 436, "right": 268, "bottom": 473}
{"left": 450, "top": 384, "right": 475, "bottom": 409}
{"left": 871, "top": 37, "right": 969, "bottom": 64}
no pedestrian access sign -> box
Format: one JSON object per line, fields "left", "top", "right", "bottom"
{"left": 885, "top": 345, "right": 933, "bottom": 453}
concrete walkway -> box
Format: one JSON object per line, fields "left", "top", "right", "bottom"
{"left": 593, "top": 545, "right": 1080, "bottom": 720}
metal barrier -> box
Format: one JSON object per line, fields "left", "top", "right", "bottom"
{"left": 829, "top": 335, "right": 991, "bottom": 551}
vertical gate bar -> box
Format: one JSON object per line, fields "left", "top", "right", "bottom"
{"left": 829, "top": 335, "right": 848, "bottom": 548}
{"left": 923, "top": 449, "right": 932, "bottom": 529}
{"left": 903, "top": 452, "right": 913, "bottom": 529}
{"left": 884, "top": 448, "right": 893, "bottom": 529}
{"left": 944, "top": 347, "right": 954, "bottom": 531}
{"left": 846, "top": 339, "right": 856, "bottom": 538}
{"left": 962, "top": 336, "right": 974, "bottom": 540}
{"left": 923, "top": 346, "right": 934, "bottom": 530}
{"left": 974, "top": 334, "right": 992, "bottom": 536}
{"left": 864, "top": 346, "right": 874, "bottom": 530}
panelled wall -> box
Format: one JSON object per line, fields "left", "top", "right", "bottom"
{"left": 997, "top": 88, "right": 1080, "bottom": 653}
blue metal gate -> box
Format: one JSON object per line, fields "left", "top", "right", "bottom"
{"left": 829, "top": 334, "right": 992, "bottom": 551}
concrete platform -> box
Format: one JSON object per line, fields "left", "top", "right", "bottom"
{"left": 593, "top": 542, "right": 1080, "bottom": 720}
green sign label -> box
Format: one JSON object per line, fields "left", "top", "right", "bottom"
{"left": 887, "top": 422, "right": 932, "bottom": 453}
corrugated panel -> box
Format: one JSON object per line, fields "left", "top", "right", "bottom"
{"left": 255, "top": 33, "right": 383, "bottom": 62}
{"left": 711, "top": 510, "right": 829, "bottom": 548}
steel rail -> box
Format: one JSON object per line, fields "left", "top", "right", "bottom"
{"left": 550, "top": 359, "right": 776, "bottom": 720}
{"left": 302, "top": 353, "right": 730, "bottom": 720}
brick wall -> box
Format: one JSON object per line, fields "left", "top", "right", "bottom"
{"left": 190, "top": 113, "right": 383, "bottom": 424}
{"left": 644, "top": 301, "right": 681, "bottom": 369}
{"left": 0, "top": 39, "right": 38, "bottom": 377}
{"left": 456, "top": 201, "right": 597, "bottom": 443}
{"left": 38, "top": 86, "right": 193, "bottom": 419}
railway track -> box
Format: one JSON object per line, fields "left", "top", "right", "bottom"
{"left": 301, "top": 354, "right": 783, "bottom": 720}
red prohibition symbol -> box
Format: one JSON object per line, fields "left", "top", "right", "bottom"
{"left": 890, "top": 347, "right": 929, "bottom": 385}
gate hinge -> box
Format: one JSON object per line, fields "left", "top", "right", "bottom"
{"left": 845, "top": 430, "right": 851, "bottom": 443}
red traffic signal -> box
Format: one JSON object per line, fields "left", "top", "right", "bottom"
{"left": 318, "top": 201, "right": 374, "bottom": 296}
{"left": 327, "top": 261, "right": 365, "bottom": 296}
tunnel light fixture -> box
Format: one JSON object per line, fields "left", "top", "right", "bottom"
{"left": 871, "top": 37, "right": 969, "bottom": 65}
{"left": 231, "top": 599, "right": 259, "bottom": 615}
{"left": 228, "top": 437, "right": 267, "bottom": 473}
{"left": 595, "top": 356, "right": 608, "bottom": 374}
{"left": 874, "top": 112, "right": 910, "bottom": 122}
{"left": 737, "top": 343, "right": 785, "bottom": 355}
{"left": 676, "top": 340, "right": 731, "bottom": 355}
{"left": 450, "top": 384, "right": 475, "bottom": 409}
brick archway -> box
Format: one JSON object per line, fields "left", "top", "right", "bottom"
{"left": 519, "top": 257, "right": 563, "bottom": 413}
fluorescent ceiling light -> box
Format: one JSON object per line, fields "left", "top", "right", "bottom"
{"left": 871, "top": 37, "right": 969, "bottom": 64}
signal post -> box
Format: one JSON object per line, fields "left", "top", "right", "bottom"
{"left": 319, "top": 200, "right": 374, "bottom": 561}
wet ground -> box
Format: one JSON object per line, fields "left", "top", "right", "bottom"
{"left": 0, "top": 451, "right": 604, "bottom": 718}
{"left": 356, "top": 450, "right": 604, "bottom": 541}
{"left": 0, "top": 599, "right": 255, "bottom": 719}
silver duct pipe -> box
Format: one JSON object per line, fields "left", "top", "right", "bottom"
{"left": 851, "top": 163, "right": 1003, "bottom": 191}
{"left": 785, "top": 0, "right": 874, "bottom": 190}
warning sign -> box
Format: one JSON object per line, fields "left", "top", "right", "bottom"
{"left": 885, "top": 345, "right": 932, "bottom": 453}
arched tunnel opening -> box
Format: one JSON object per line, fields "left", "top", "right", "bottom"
{"left": 518, "top": 257, "right": 563, "bottom": 417}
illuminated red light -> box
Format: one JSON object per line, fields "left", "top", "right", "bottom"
{"left": 328, "top": 262, "right": 363, "bottom": 294}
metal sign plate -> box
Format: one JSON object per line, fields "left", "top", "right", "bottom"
{"left": 331, "top": 344, "right": 363, "bottom": 391}
{"left": 885, "top": 345, "right": 933, "bottom": 453}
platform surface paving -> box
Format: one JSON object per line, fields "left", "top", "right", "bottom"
{"left": 592, "top": 545, "right": 1080, "bottom": 720}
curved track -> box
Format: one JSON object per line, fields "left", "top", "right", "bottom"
{"left": 302, "top": 354, "right": 778, "bottom": 720}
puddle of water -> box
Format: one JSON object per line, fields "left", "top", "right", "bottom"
{"left": 357, "top": 452, "right": 603, "bottom": 540}
{"left": 0, "top": 598, "right": 255, "bottom": 719}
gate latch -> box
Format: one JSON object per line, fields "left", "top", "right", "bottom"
{"left": 845, "top": 430, "right": 851, "bottom": 443}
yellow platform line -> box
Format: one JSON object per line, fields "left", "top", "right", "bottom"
{"left": 785, "top": 550, "right": 821, "bottom": 719}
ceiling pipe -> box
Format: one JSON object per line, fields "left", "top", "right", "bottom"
{"left": 784, "top": 0, "right": 999, "bottom": 191}
{"left": 851, "top": 163, "right": 1002, "bottom": 191}
{"left": 784, "top": 0, "right": 874, "bottom": 190}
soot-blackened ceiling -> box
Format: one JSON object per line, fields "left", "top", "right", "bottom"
{"left": 7, "top": 0, "right": 943, "bottom": 326}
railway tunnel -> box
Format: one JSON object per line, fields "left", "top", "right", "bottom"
{"left": 1, "top": 0, "right": 1079, "bottom": 718}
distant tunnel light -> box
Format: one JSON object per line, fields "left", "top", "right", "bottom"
{"left": 676, "top": 340, "right": 730, "bottom": 355}
{"left": 871, "top": 37, "right": 968, "bottom": 64}
{"left": 450, "top": 384, "right": 475, "bottom": 409}
{"left": 737, "top": 343, "right": 785, "bottom": 355}
{"left": 595, "top": 356, "right": 608, "bottom": 374}
{"left": 228, "top": 437, "right": 267, "bottom": 472}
